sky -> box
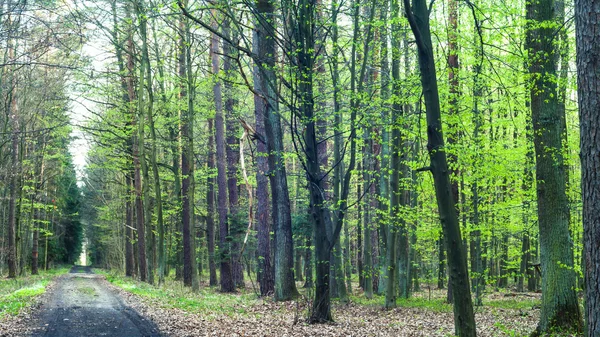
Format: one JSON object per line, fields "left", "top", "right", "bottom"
{"left": 67, "top": 2, "right": 110, "bottom": 186}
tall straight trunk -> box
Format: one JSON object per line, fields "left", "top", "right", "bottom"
{"left": 575, "top": 1, "right": 600, "bottom": 335}
{"left": 525, "top": 0, "right": 582, "bottom": 334}
{"left": 173, "top": 29, "right": 184, "bottom": 280}
{"left": 178, "top": 8, "right": 198, "bottom": 290}
{"left": 184, "top": 8, "right": 199, "bottom": 291}
{"left": 31, "top": 200, "right": 40, "bottom": 275}
{"left": 207, "top": 119, "right": 218, "bottom": 286}
{"left": 296, "top": 0, "right": 333, "bottom": 320}
{"left": 377, "top": 0, "right": 390, "bottom": 296}
{"left": 396, "top": 18, "right": 411, "bottom": 301}
{"left": 385, "top": 0, "right": 401, "bottom": 308}
{"left": 358, "top": 0, "right": 376, "bottom": 300}
{"left": 123, "top": 3, "right": 147, "bottom": 282}
{"left": 447, "top": 0, "right": 460, "bottom": 213}
{"left": 134, "top": 20, "right": 154, "bottom": 284}
{"left": 309, "top": 0, "right": 373, "bottom": 321}
{"left": 357, "top": 177, "right": 363, "bottom": 290}
{"left": 31, "top": 142, "right": 46, "bottom": 275}
{"left": 222, "top": 16, "right": 244, "bottom": 288}
{"left": 303, "top": 236, "right": 313, "bottom": 288}
{"left": 517, "top": 231, "right": 530, "bottom": 292}
{"left": 211, "top": 14, "right": 234, "bottom": 293}
{"left": 469, "top": 3, "right": 483, "bottom": 302}
{"left": 331, "top": 0, "right": 351, "bottom": 295}
{"left": 125, "top": 174, "right": 134, "bottom": 277}
{"left": 259, "top": 5, "right": 299, "bottom": 302}
{"left": 362, "top": 132, "right": 373, "bottom": 300}
{"left": 404, "top": 0, "right": 476, "bottom": 335}
{"left": 112, "top": 0, "right": 135, "bottom": 278}
{"left": 252, "top": 1, "right": 274, "bottom": 295}
{"left": 136, "top": 0, "right": 165, "bottom": 285}
{"left": 6, "top": 5, "right": 18, "bottom": 278}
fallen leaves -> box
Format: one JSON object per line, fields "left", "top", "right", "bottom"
{"left": 109, "top": 282, "right": 540, "bottom": 337}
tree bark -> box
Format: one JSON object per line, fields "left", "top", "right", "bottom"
{"left": 252, "top": 0, "right": 274, "bottom": 295}
{"left": 6, "top": 5, "right": 18, "bottom": 279}
{"left": 575, "top": 1, "right": 600, "bottom": 335}
{"left": 206, "top": 118, "right": 218, "bottom": 286}
{"left": 210, "top": 13, "right": 235, "bottom": 293}
{"left": 404, "top": 0, "right": 476, "bottom": 335}
{"left": 178, "top": 10, "right": 194, "bottom": 289}
{"left": 136, "top": 0, "right": 165, "bottom": 285}
{"left": 222, "top": 16, "right": 244, "bottom": 288}
{"left": 526, "top": 0, "right": 583, "bottom": 333}
{"left": 260, "top": 0, "right": 299, "bottom": 301}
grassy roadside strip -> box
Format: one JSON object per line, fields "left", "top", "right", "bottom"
{"left": 97, "top": 270, "right": 260, "bottom": 320}
{"left": 0, "top": 267, "right": 70, "bottom": 319}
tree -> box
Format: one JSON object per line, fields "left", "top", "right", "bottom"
{"left": 210, "top": 13, "right": 235, "bottom": 292}
{"left": 575, "top": 0, "right": 600, "bottom": 335}
{"left": 525, "top": 0, "right": 583, "bottom": 333}
{"left": 252, "top": 0, "right": 275, "bottom": 296}
{"left": 403, "top": 0, "right": 476, "bottom": 335}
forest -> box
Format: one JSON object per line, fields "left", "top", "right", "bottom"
{"left": 1, "top": 0, "right": 600, "bottom": 336}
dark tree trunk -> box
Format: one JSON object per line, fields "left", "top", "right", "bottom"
{"left": 575, "top": 1, "right": 600, "bottom": 335}
{"left": 438, "top": 233, "right": 445, "bottom": 289}
{"left": 260, "top": 0, "right": 298, "bottom": 301}
{"left": 252, "top": 0, "right": 275, "bottom": 295}
{"left": 357, "top": 178, "right": 363, "bottom": 289}
{"left": 222, "top": 16, "right": 244, "bottom": 288}
{"left": 125, "top": 174, "right": 134, "bottom": 277}
{"left": 179, "top": 12, "right": 194, "bottom": 289}
{"left": 6, "top": 10, "right": 18, "bottom": 278}
{"left": 124, "top": 3, "right": 147, "bottom": 282}
{"left": 211, "top": 17, "right": 234, "bottom": 293}
{"left": 404, "top": 0, "right": 476, "bottom": 335}
{"left": 207, "top": 119, "right": 218, "bottom": 287}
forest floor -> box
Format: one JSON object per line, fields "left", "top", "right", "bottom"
{"left": 102, "top": 272, "right": 542, "bottom": 336}
{"left": 1, "top": 268, "right": 544, "bottom": 336}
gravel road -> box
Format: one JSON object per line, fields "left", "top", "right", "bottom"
{"left": 29, "top": 266, "right": 161, "bottom": 337}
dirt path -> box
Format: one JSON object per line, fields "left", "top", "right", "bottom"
{"left": 29, "top": 266, "right": 161, "bottom": 337}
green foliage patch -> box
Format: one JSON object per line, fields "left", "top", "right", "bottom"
{"left": 0, "top": 267, "right": 69, "bottom": 319}
{"left": 102, "top": 271, "right": 258, "bottom": 320}
{"left": 348, "top": 293, "right": 452, "bottom": 313}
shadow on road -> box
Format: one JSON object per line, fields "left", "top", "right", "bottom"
{"left": 69, "top": 265, "right": 93, "bottom": 274}
{"left": 30, "top": 265, "right": 162, "bottom": 336}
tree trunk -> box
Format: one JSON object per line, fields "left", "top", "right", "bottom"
{"left": 206, "top": 118, "right": 218, "bottom": 286}
{"left": 125, "top": 174, "right": 134, "bottom": 277}
{"left": 210, "top": 14, "right": 234, "bottom": 293}
{"left": 178, "top": 10, "right": 194, "bottom": 289}
{"left": 526, "top": 0, "right": 583, "bottom": 333}
{"left": 136, "top": 0, "right": 165, "bottom": 285}
{"left": 222, "top": 16, "right": 244, "bottom": 288}
{"left": 575, "top": 1, "right": 599, "bottom": 336}
{"left": 404, "top": 0, "right": 476, "bottom": 335}
{"left": 6, "top": 8, "right": 18, "bottom": 278}
{"left": 252, "top": 1, "right": 274, "bottom": 295}
{"left": 260, "top": 0, "right": 298, "bottom": 301}
{"left": 124, "top": 3, "right": 147, "bottom": 282}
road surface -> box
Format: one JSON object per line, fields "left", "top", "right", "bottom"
{"left": 30, "top": 266, "right": 161, "bottom": 337}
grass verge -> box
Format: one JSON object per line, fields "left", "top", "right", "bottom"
{"left": 0, "top": 267, "right": 69, "bottom": 319}
{"left": 99, "top": 270, "right": 260, "bottom": 320}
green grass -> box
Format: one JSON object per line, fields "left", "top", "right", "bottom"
{"left": 0, "top": 267, "right": 69, "bottom": 319}
{"left": 100, "top": 271, "right": 260, "bottom": 320}
{"left": 484, "top": 298, "right": 540, "bottom": 310}
{"left": 348, "top": 293, "right": 452, "bottom": 312}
